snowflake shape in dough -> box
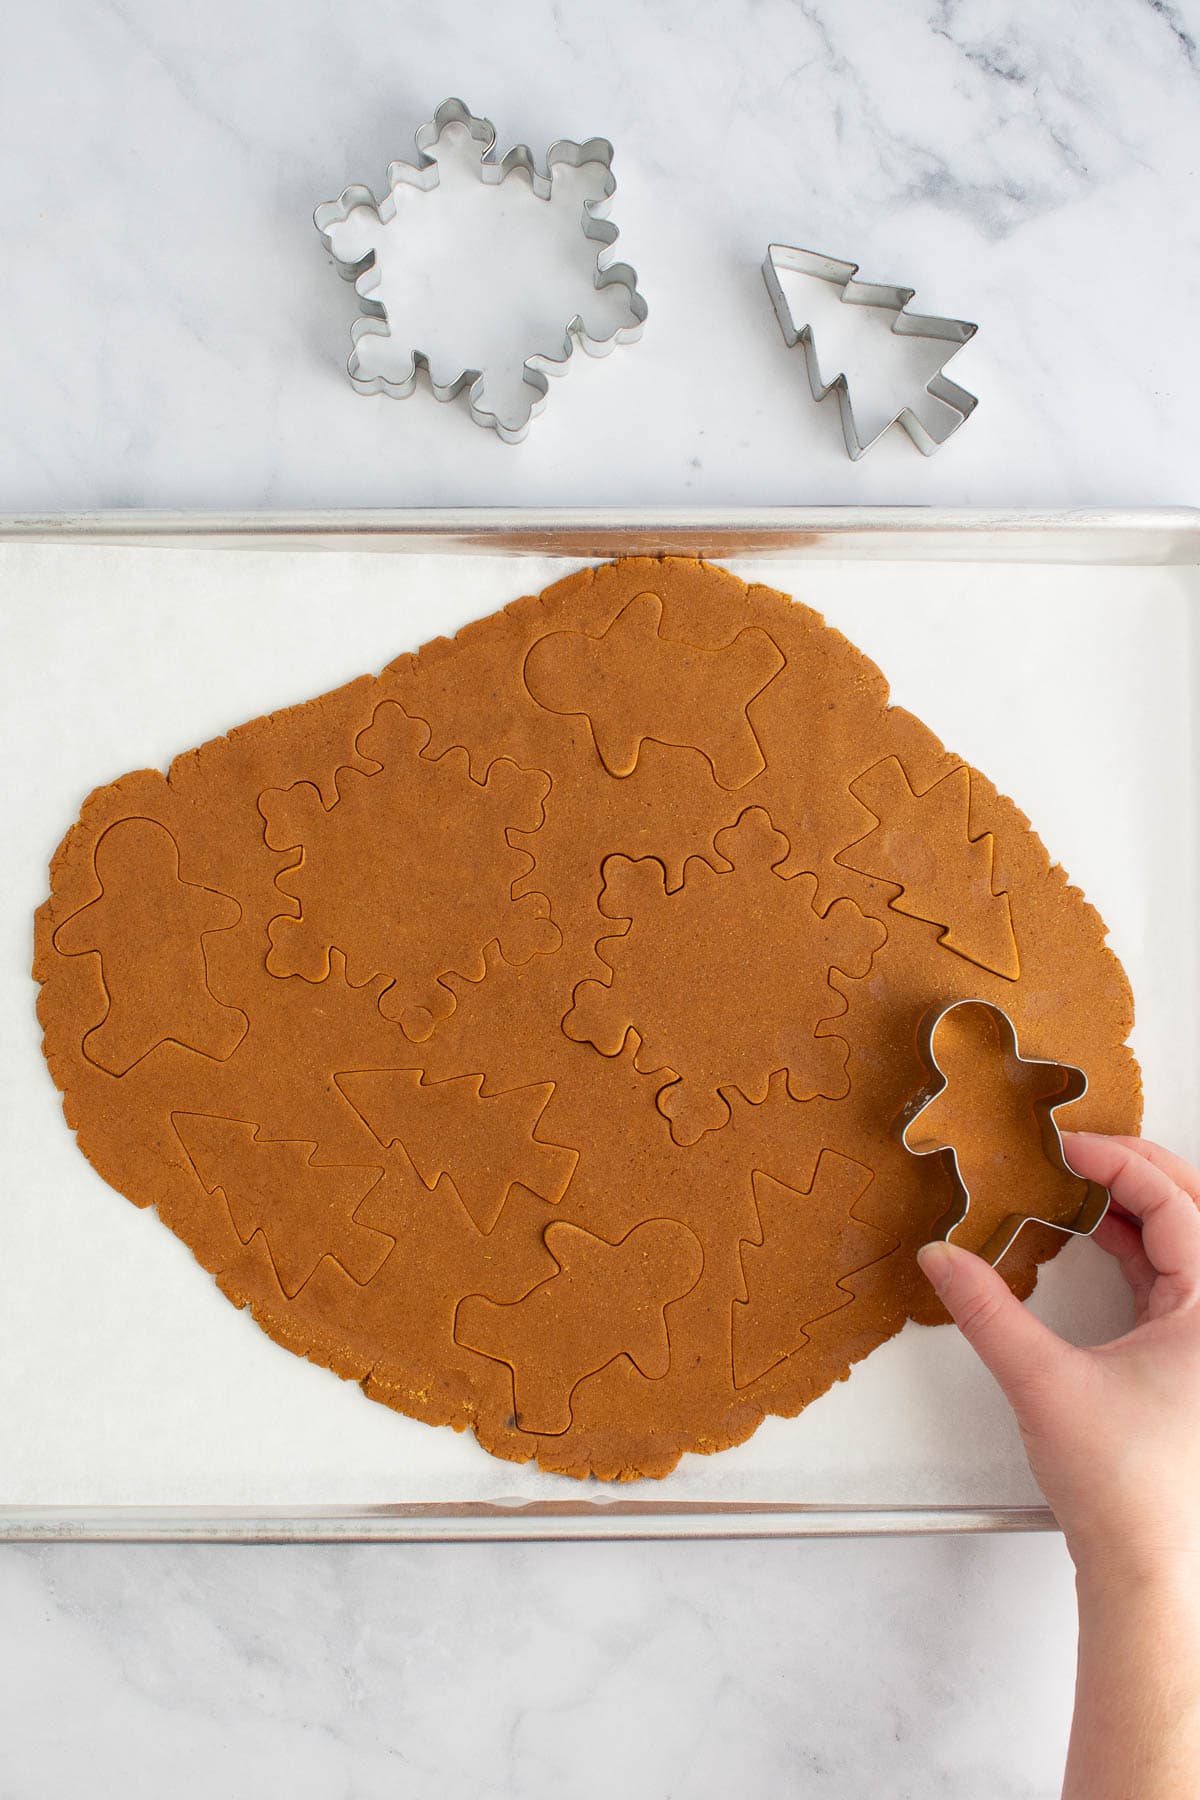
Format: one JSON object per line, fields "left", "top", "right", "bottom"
{"left": 259, "top": 701, "right": 559, "bottom": 1043}
{"left": 563, "top": 808, "right": 887, "bottom": 1145}
{"left": 315, "top": 97, "right": 646, "bottom": 442}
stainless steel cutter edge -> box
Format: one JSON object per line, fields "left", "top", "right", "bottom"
{"left": 763, "top": 244, "right": 978, "bottom": 461}
{"left": 898, "top": 997, "right": 1110, "bottom": 1268}
{"left": 314, "top": 97, "right": 648, "bottom": 443}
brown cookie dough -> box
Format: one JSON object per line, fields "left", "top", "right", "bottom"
{"left": 34, "top": 556, "right": 1141, "bottom": 1480}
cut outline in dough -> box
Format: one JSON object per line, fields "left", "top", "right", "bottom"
{"left": 730, "top": 1149, "right": 899, "bottom": 1390}
{"left": 454, "top": 1216, "right": 705, "bottom": 1436}
{"left": 258, "top": 699, "right": 560, "bottom": 1041}
{"left": 51, "top": 816, "right": 248, "bottom": 1077}
{"left": 172, "top": 1110, "right": 393, "bottom": 1300}
{"left": 563, "top": 807, "right": 888, "bottom": 1144}
{"left": 835, "top": 757, "right": 1019, "bottom": 981}
{"left": 333, "top": 1067, "right": 579, "bottom": 1235}
{"left": 522, "top": 589, "right": 786, "bottom": 788}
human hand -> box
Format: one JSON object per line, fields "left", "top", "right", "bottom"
{"left": 917, "top": 1134, "right": 1200, "bottom": 1577}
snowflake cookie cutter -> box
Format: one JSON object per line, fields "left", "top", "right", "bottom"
{"left": 313, "top": 97, "right": 647, "bottom": 442}
{"left": 898, "top": 998, "right": 1110, "bottom": 1269}
{"left": 762, "top": 244, "right": 978, "bottom": 461}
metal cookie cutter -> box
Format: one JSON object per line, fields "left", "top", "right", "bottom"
{"left": 314, "top": 97, "right": 647, "bottom": 443}
{"left": 762, "top": 244, "right": 978, "bottom": 460}
{"left": 898, "top": 998, "right": 1110, "bottom": 1268}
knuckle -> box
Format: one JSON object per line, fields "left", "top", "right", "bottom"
{"left": 954, "top": 1287, "right": 1006, "bottom": 1342}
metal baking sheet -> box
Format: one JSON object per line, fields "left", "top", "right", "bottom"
{"left": 2, "top": 509, "right": 1197, "bottom": 1541}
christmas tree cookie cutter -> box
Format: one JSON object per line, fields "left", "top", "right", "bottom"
{"left": 313, "top": 97, "right": 647, "bottom": 443}
{"left": 898, "top": 998, "right": 1110, "bottom": 1268}
{"left": 763, "top": 244, "right": 978, "bottom": 461}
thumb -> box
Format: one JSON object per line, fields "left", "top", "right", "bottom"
{"left": 917, "top": 1240, "right": 1067, "bottom": 1406}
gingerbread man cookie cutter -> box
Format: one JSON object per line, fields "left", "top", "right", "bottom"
{"left": 898, "top": 998, "right": 1110, "bottom": 1268}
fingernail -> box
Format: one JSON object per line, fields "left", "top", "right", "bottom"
{"left": 917, "top": 1240, "right": 956, "bottom": 1295}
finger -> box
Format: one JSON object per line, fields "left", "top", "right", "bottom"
{"left": 1091, "top": 1211, "right": 1156, "bottom": 1313}
{"left": 917, "top": 1241, "right": 1070, "bottom": 1404}
{"left": 1072, "top": 1134, "right": 1200, "bottom": 1208}
{"left": 1061, "top": 1135, "right": 1200, "bottom": 1281}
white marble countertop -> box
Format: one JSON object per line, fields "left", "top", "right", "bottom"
{"left": 1, "top": 0, "right": 1197, "bottom": 1793}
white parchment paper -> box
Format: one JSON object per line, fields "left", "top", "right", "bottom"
{"left": 1, "top": 541, "right": 1195, "bottom": 1508}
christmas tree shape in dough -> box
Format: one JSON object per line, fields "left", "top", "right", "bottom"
{"left": 836, "top": 758, "right": 1019, "bottom": 980}
{"left": 732, "top": 1151, "right": 897, "bottom": 1389}
{"left": 173, "top": 1113, "right": 391, "bottom": 1298}
{"left": 335, "top": 1068, "right": 578, "bottom": 1234}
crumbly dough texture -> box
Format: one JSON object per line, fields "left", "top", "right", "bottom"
{"left": 34, "top": 557, "right": 1142, "bottom": 1480}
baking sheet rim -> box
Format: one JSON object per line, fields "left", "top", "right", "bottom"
{"left": 1, "top": 1503, "right": 1059, "bottom": 1542}
{"left": 5, "top": 504, "right": 1196, "bottom": 1543}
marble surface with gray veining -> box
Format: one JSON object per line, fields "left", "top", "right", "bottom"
{"left": 1, "top": 1535, "right": 1080, "bottom": 1799}
{"left": 1, "top": 0, "right": 1197, "bottom": 1793}
{"left": 1, "top": 0, "right": 1198, "bottom": 509}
